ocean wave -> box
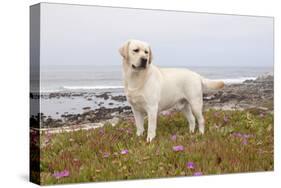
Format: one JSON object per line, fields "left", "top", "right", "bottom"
{"left": 219, "top": 77, "right": 257, "bottom": 84}
{"left": 41, "top": 85, "right": 124, "bottom": 93}
{"left": 62, "top": 85, "right": 124, "bottom": 90}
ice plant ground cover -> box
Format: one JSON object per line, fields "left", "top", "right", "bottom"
{"left": 39, "top": 109, "right": 273, "bottom": 185}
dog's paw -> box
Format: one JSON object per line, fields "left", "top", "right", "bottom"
{"left": 146, "top": 136, "right": 154, "bottom": 142}
{"left": 146, "top": 133, "right": 156, "bottom": 142}
{"left": 136, "top": 129, "right": 144, "bottom": 136}
{"left": 189, "top": 129, "right": 195, "bottom": 134}
{"left": 199, "top": 128, "right": 205, "bottom": 134}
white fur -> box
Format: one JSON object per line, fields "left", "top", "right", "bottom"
{"left": 119, "top": 39, "right": 224, "bottom": 142}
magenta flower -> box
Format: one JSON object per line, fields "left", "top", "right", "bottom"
{"left": 120, "top": 149, "right": 129, "bottom": 155}
{"left": 232, "top": 132, "right": 253, "bottom": 138}
{"left": 232, "top": 132, "right": 253, "bottom": 145}
{"left": 172, "top": 145, "right": 184, "bottom": 152}
{"left": 259, "top": 112, "right": 265, "bottom": 118}
{"left": 126, "top": 128, "right": 133, "bottom": 134}
{"left": 46, "top": 131, "right": 52, "bottom": 139}
{"left": 194, "top": 172, "right": 203, "bottom": 176}
{"left": 223, "top": 116, "right": 228, "bottom": 123}
{"left": 103, "top": 152, "right": 110, "bottom": 158}
{"left": 99, "top": 128, "right": 105, "bottom": 135}
{"left": 243, "top": 134, "right": 253, "bottom": 138}
{"left": 127, "top": 117, "right": 135, "bottom": 123}
{"left": 53, "top": 170, "right": 70, "bottom": 179}
{"left": 186, "top": 162, "right": 195, "bottom": 169}
{"left": 214, "top": 112, "right": 220, "bottom": 117}
{"left": 232, "top": 132, "right": 242, "bottom": 137}
{"left": 242, "top": 138, "right": 248, "bottom": 145}
{"left": 171, "top": 134, "right": 177, "bottom": 141}
{"left": 161, "top": 111, "right": 171, "bottom": 116}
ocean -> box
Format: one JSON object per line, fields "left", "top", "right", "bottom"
{"left": 37, "top": 65, "right": 273, "bottom": 118}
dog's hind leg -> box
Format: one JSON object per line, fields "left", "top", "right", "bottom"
{"left": 190, "top": 99, "right": 205, "bottom": 134}
{"left": 182, "top": 103, "right": 196, "bottom": 133}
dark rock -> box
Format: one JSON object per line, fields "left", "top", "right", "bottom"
{"left": 72, "top": 93, "right": 83, "bottom": 97}
{"left": 111, "top": 95, "right": 127, "bottom": 102}
{"left": 82, "top": 106, "right": 91, "bottom": 110}
{"left": 220, "top": 93, "right": 246, "bottom": 103}
{"left": 243, "top": 79, "right": 254, "bottom": 84}
{"left": 49, "top": 93, "right": 59, "bottom": 98}
{"left": 96, "top": 92, "right": 110, "bottom": 100}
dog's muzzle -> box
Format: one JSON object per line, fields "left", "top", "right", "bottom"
{"left": 132, "top": 58, "right": 148, "bottom": 69}
{"left": 140, "top": 58, "right": 147, "bottom": 68}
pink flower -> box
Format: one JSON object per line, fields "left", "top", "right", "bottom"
{"left": 99, "top": 128, "right": 105, "bottom": 135}
{"left": 232, "top": 132, "right": 253, "bottom": 145}
{"left": 214, "top": 112, "right": 220, "bottom": 117}
{"left": 223, "top": 116, "right": 228, "bottom": 123}
{"left": 126, "top": 117, "right": 135, "bottom": 124}
{"left": 186, "top": 162, "right": 195, "bottom": 169}
{"left": 53, "top": 170, "right": 70, "bottom": 179}
{"left": 242, "top": 138, "right": 248, "bottom": 145}
{"left": 243, "top": 134, "right": 252, "bottom": 139}
{"left": 232, "top": 132, "right": 242, "bottom": 137}
{"left": 46, "top": 131, "right": 52, "bottom": 139}
{"left": 171, "top": 134, "right": 177, "bottom": 141}
{"left": 103, "top": 152, "right": 110, "bottom": 158}
{"left": 194, "top": 172, "right": 203, "bottom": 176}
{"left": 126, "top": 128, "right": 133, "bottom": 134}
{"left": 172, "top": 145, "right": 184, "bottom": 152}
{"left": 120, "top": 149, "right": 129, "bottom": 155}
{"left": 161, "top": 111, "right": 171, "bottom": 116}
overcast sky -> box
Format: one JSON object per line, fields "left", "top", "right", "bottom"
{"left": 40, "top": 3, "right": 274, "bottom": 67}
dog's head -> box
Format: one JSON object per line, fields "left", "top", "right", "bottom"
{"left": 119, "top": 40, "right": 153, "bottom": 70}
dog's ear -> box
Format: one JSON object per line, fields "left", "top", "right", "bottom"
{"left": 148, "top": 46, "right": 153, "bottom": 64}
{"left": 119, "top": 40, "right": 131, "bottom": 59}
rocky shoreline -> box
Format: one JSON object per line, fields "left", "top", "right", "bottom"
{"left": 31, "top": 74, "right": 273, "bottom": 129}
{"left": 203, "top": 74, "right": 273, "bottom": 111}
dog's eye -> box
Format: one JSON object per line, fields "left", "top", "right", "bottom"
{"left": 144, "top": 50, "right": 148, "bottom": 54}
{"left": 133, "top": 49, "right": 139, "bottom": 53}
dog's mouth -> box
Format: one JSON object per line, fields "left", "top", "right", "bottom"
{"left": 132, "top": 64, "right": 146, "bottom": 70}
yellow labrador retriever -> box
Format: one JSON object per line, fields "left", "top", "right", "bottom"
{"left": 119, "top": 39, "right": 224, "bottom": 142}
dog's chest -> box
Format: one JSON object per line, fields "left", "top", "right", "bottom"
{"left": 126, "top": 92, "right": 146, "bottom": 111}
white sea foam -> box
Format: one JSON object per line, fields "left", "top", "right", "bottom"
{"left": 62, "top": 85, "right": 124, "bottom": 90}
{"left": 218, "top": 77, "right": 257, "bottom": 84}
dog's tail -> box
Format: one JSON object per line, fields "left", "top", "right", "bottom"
{"left": 201, "top": 77, "right": 224, "bottom": 89}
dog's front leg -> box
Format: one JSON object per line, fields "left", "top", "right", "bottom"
{"left": 146, "top": 106, "right": 158, "bottom": 142}
{"left": 132, "top": 107, "right": 145, "bottom": 136}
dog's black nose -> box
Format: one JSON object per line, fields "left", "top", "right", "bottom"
{"left": 140, "top": 58, "right": 147, "bottom": 67}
